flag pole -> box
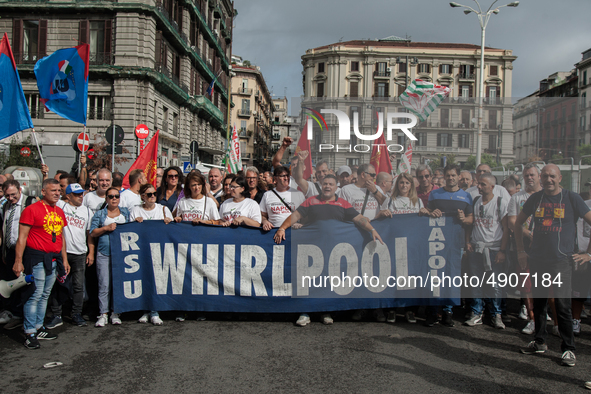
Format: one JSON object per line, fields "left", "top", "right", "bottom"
{"left": 31, "top": 128, "right": 45, "bottom": 165}
{"left": 78, "top": 125, "right": 87, "bottom": 175}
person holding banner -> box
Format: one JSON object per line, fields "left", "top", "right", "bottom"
{"left": 130, "top": 183, "right": 174, "bottom": 325}
{"left": 219, "top": 176, "right": 262, "bottom": 227}
{"left": 260, "top": 166, "right": 305, "bottom": 231}
{"left": 174, "top": 173, "right": 220, "bottom": 225}
{"left": 90, "top": 187, "right": 130, "bottom": 327}
{"left": 156, "top": 167, "right": 184, "bottom": 212}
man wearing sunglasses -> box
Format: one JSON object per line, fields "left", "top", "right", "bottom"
{"left": 416, "top": 164, "right": 438, "bottom": 208}
{"left": 48, "top": 184, "right": 94, "bottom": 328}
{"left": 340, "top": 164, "right": 386, "bottom": 221}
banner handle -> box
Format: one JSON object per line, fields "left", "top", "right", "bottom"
{"left": 31, "top": 128, "right": 45, "bottom": 165}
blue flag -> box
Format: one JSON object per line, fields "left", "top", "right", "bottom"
{"left": 34, "top": 43, "right": 89, "bottom": 125}
{"left": 0, "top": 33, "right": 34, "bottom": 139}
{"left": 207, "top": 77, "right": 216, "bottom": 97}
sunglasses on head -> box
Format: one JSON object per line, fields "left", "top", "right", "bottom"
{"left": 107, "top": 194, "right": 120, "bottom": 199}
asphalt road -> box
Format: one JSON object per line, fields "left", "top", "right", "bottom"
{"left": 1, "top": 303, "right": 591, "bottom": 394}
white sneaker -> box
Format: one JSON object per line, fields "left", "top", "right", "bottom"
{"left": 521, "top": 320, "right": 535, "bottom": 335}
{"left": 552, "top": 324, "right": 560, "bottom": 337}
{"left": 296, "top": 313, "right": 311, "bottom": 326}
{"left": 95, "top": 314, "right": 108, "bottom": 327}
{"left": 321, "top": 314, "right": 333, "bottom": 325}
{"left": 110, "top": 313, "right": 122, "bottom": 325}
{"left": 138, "top": 313, "right": 149, "bottom": 323}
{"left": 518, "top": 305, "right": 528, "bottom": 320}
{"left": 151, "top": 316, "right": 163, "bottom": 326}
{"left": 0, "top": 310, "right": 13, "bottom": 324}
{"left": 547, "top": 313, "right": 552, "bottom": 322}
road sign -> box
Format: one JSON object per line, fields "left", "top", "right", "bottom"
{"left": 135, "top": 124, "right": 149, "bottom": 139}
{"left": 20, "top": 147, "right": 31, "bottom": 157}
{"left": 105, "top": 125, "right": 124, "bottom": 144}
{"left": 76, "top": 132, "right": 90, "bottom": 152}
{"left": 190, "top": 141, "right": 199, "bottom": 153}
{"left": 183, "top": 162, "right": 193, "bottom": 174}
{"left": 87, "top": 148, "right": 96, "bottom": 160}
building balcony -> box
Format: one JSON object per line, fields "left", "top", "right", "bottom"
{"left": 238, "top": 109, "right": 252, "bottom": 117}
{"left": 373, "top": 71, "right": 391, "bottom": 78}
{"left": 458, "top": 73, "right": 476, "bottom": 80}
{"left": 236, "top": 87, "right": 252, "bottom": 95}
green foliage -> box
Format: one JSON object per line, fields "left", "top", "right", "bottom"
{"left": 0, "top": 136, "right": 42, "bottom": 171}
{"left": 463, "top": 153, "right": 497, "bottom": 170}
{"left": 578, "top": 144, "right": 591, "bottom": 165}
{"left": 427, "top": 154, "right": 456, "bottom": 172}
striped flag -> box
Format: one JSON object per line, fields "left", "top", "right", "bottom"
{"left": 224, "top": 125, "right": 242, "bottom": 174}
{"left": 396, "top": 143, "right": 413, "bottom": 176}
{"left": 400, "top": 79, "right": 451, "bottom": 122}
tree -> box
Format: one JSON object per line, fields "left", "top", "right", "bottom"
{"left": 86, "top": 139, "right": 130, "bottom": 172}
{"left": 463, "top": 153, "right": 497, "bottom": 170}
{"left": 427, "top": 154, "right": 456, "bottom": 173}
{"left": 0, "top": 136, "right": 42, "bottom": 171}
{"left": 578, "top": 144, "right": 591, "bottom": 165}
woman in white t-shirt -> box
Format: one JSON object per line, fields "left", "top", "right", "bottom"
{"left": 129, "top": 183, "right": 174, "bottom": 326}
{"left": 173, "top": 173, "right": 221, "bottom": 225}
{"left": 377, "top": 173, "right": 427, "bottom": 217}
{"left": 376, "top": 172, "right": 426, "bottom": 324}
{"left": 219, "top": 176, "right": 261, "bottom": 227}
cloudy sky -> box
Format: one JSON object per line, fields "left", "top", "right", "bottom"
{"left": 232, "top": 0, "right": 590, "bottom": 106}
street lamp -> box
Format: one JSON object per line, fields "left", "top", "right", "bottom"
{"left": 450, "top": 0, "right": 519, "bottom": 167}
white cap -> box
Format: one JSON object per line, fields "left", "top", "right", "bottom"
{"left": 336, "top": 166, "right": 352, "bottom": 176}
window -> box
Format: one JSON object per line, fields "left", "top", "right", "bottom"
{"left": 489, "top": 110, "right": 497, "bottom": 129}
{"left": 318, "top": 62, "right": 325, "bottom": 73}
{"left": 79, "top": 20, "right": 113, "bottom": 65}
{"left": 346, "top": 158, "right": 359, "bottom": 167}
{"left": 162, "top": 107, "right": 169, "bottom": 132}
{"left": 461, "top": 85, "right": 473, "bottom": 99}
{"left": 489, "top": 65, "right": 498, "bottom": 76}
{"left": 240, "top": 120, "right": 247, "bottom": 133}
{"left": 25, "top": 93, "right": 43, "bottom": 119}
{"left": 418, "top": 63, "right": 430, "bottom": 74}
{"left": 375, "top": 62, "right": 388, "bottom": 77}
{"left": 489, "top": 134, "right": 498, "bottom": 153}
{"left": 317, "top": 82, "right": 324, "bottom": 98}
{"left": 584, "top": 70, "right": 588, "bottom": 86}
{"left": 398, "top": 62, "right": 407, "bottom": 73}
{"left": 12, "top": 20, "right": 47, "bottom": 64}
{"left": 88, "top": 95, "right": 111, "bottom": 120}
{"left": 350, "top": 81, "right": 359, "bottom": 98}
{"left": 439, "top": 64, "right": 451, "bottom": 74}
{"left": 458, "top": 134, "right": 469, "bottom": 148}
{"left": 350, "top": 61, "right": 359, "bottom": 72}
{"left": 375, "top": 82, "right": 388, "bottom": 98}
{"left": 437, "top": 133, "right": 452, "bottom": 147}
{"left": 172, "top": 113, "right": 178, "bottom": 136}
{"left": 440, "top": 108, "right": 450, "bottom": 128}
{"left": 487, "top": 86, "right": 497, "bottom": 103}
{"left": 241, "top": 99, "right": 250, "bottom": 111}
{"left": 461, "top": 109, "right": 470, "bottom": 127}
{"left": 416, "top": 132, "right": 427, "bottom": 146}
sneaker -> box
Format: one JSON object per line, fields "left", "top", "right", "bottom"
{"left": 296, "top": 314, "right": 311, "bottom": 327}
{"left": 520, "top": 340, "right": 548, "bottom": 354}
{"left": 492, "top": 314, "right": 505, "bottom": 329}
{"left": 552, "top": 325, "right": 560, "bottom": 337}
{"left": 71, "top": 313, "right": 87, "bottom": 327}
{"left": 424, "top": 314, "right": 438, "bottom": 327}
{"left": 573, "top": 319, "right": 581, "bottom": 337}
{"left": 501, "top": 313, "right": 511, "bottom": 324}
{"left": 441, "top": 311, "right": 454, "bottom": 327}
{"left": 464, "top": 313, "right": 483, "bottom": 327}
{"left": 37, "top": 327, "right": 58, "bottom": 340}
{"left": 547, "top": 313, "right": 552, "bottom": 322}
{"left": 405, "top": 311, "right": 416, "bottom": 324}
{"left": 321, "top": 314, "right": 333, "bottom": 325}
{"left": 46, "top": 315, "right": 63, "bottom": 329}
{"left": 561, "top": 350, "right": 576, "bottom": 367}
{"left": 0, "top": 310, "right": 13, "bottom": 324}
{"left": 24, "top": 333, "right": 40, "bottom": 349}
{"left": 110, "top": 313, "right": 122, "bottom": 325}
{"left": 374, "top": 309, "right": 386, "bottom": 322}
{"left": 175, "top": 314, "right": 186, "bottom": 322}
{"left": 518, "top": 305, "right": 528, "bottom": 320}
{"left": 386, "top": 310, "right": 396, "bottom": 324}
{"left": 151, "top": 316, "right": 163, "bottom": 326}
{"left": 138, "top": 313, "right": 150, "bottom": 323}
{"left": 95, "top": 314, "right": 108, "bottom": 327}
{"left": 3, "top": 316, "right": 23, "bottom": 330}
{"left": 521, "top": 320, "right": 535, "bottom": 335}
{"left": 584, "top": 381, "right": 591, "bottom": 390}
{"left": 352, "top": 310, "right": 365, "bottom": 321}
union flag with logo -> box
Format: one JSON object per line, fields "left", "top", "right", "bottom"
{"left": 122, "top": 130, "right": 159, "bottom": 189}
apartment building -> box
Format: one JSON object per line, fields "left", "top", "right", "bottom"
{"left": 512, "top": 92, "right": 540, "bottom": 164}
{"left": 0, "top": 0, "right": 234, "bottom": 172}
{"left": 300, "top": 36, "right": 517, "bottom": 169}
{"left": 577, "top": 48, "right": 591, "bottom": 145}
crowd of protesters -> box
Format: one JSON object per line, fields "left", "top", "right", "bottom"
{"left": 3, "top": 137, "right": 591, "bottom": 381}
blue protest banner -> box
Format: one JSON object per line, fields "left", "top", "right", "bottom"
{"left": 110, "top": 215, "right": 463, "bottom": 314}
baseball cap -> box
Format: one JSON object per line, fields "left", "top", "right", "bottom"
{"left": 66, "top": 183, "right": 84, "bottom": 194}
{"left": 337, "top": 165, "right": 352, "bottom": 176}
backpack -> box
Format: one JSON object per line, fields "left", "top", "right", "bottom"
{"left": 473, "top": 195, "right": 503, "bottom": 221}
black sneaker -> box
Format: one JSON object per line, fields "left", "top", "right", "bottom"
{"left": 71, "top": 313, "right": 88, "bottom": 327}
{"left": 442, "top": 311, "right": 455, "bottom": 327}
{"left": 424, "top": 314, "right": 438, "bottom": 327}
{"left": 24, "top": 334, "right": 40, "bottom": 349}
{"left": 36, "top": 327, "right": 58, "bottom": 340}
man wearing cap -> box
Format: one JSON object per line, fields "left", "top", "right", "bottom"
{"left": 47, "top": 183, "right": 94, "bottom": 328}
{"left": 337, "top": 166, "right": 352, "bottom": 187}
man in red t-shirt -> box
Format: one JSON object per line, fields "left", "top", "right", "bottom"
{"left": 13, "top": 179, "right": 70, "bottom": 349}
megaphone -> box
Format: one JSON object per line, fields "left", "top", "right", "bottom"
{"left": 0, "top": 275, "right": 34, "bottom": 298}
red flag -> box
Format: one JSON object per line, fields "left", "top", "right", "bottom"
{"left": 370, "top": 132, "right": 393, "bottom": 175}
{"left": 122, "top": 130, "right": 159, "bottom": 189}
{"left": 293, "top": 118, "right": 313, "bottom": 181}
